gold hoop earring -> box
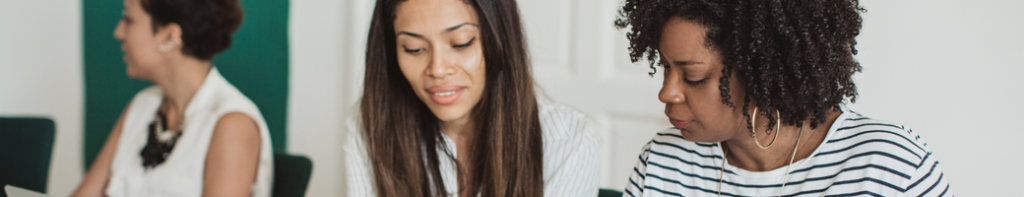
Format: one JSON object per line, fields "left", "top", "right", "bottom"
{"left": 750, "top": 106, "right": 781, "bottom": 149}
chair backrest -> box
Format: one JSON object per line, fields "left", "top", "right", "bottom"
{"left": 0, "top": 117, "right": 56, "bottom": 196}
{"left": 272, "top": 153, "right": 313, "bottom": 197}
{"left": 598, "top": 188, "right": 624, "bottom": 197}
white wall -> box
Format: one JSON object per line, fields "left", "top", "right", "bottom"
{"left": 286, "top": 0, "right": 371, "bottom": 196}
{"left": 0, "top": 0, "right": 83, "bottom": 196}
{"left": 850, "top": 0, "right": 1024, "bottom": 195}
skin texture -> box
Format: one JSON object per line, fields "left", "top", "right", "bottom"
{"left": 657, "top": 16, "right": 839, "bottom": 172}
{"left": 71, "top": 0, "right": 260, "bottom": 196}
{"left": 394, "top": 0, "right": 485, "bottom": 196}
{"left": 202, "top": 112, "right": 261, "bottom": 197}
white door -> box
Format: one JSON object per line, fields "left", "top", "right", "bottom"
{"left": 336, "top": 0, "right": 671, "bottom": 190}
{"left": 517, "top": 0, "right": 672, "bottom": 189}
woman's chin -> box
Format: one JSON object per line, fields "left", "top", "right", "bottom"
{"left": 678, "top": 128, "right": 726, "bottom": 143}
{"left": 125, "top": 68, "right": 144, "bottom": 80}
{"left": 124, "top": 67, "right": 153, "bottom": 81}
{"left": 428, "top": 106, "right": 472, "bottom": 124}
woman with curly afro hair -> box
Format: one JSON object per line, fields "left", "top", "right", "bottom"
{"left": 615, "top": 0, "right": 952, "bottom": 196}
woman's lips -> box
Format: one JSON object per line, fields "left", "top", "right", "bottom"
{"left": 427, "top": 85, "right": 466, "bottom": 105}
{"left": 669, "top": 117, "right": 689, "bottom": 128}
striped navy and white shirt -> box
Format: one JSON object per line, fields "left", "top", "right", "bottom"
{"left": 624, "top": 106, "right": 952, "bottom": 197}
{"left": 343, "top": 100, "right": 601, "bottom": 197}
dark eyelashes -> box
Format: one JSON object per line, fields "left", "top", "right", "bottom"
{"left": 403, "top": 37, "right": 476, "bottom": 54}
{"left": 403, "top": 47, "right": 422, "bottom": 53}
{"left": 453, "top": 37, "right": 476, "bottom": 48}
{"left": 121, "top": 11, "right": 130, "bottom": 23}
{"left": 662, "top": 64, "right": 707, "bottom": 86}
{"left": 684, "top": 78, "right": 707, "bottom": 86}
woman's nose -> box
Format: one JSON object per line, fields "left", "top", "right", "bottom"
{"left": 113, "top": 21, "right": 125, "bottom": 41}
{"left": 659, "top": 78, "right": 686, "bottom": 104}
{"left": 426, "top": 47, "right": 456, "bottom": 78}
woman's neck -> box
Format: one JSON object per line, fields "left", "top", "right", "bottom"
{"left": 441, "top": 116, "right": 478, "bottom": 146}
{"left": 722, "top": 110, "right": 841, "bottom": 172}
{"left": 153, "top": 58, "right": 211, "bottom": 118}
{"left": 441, "top": 116, "right": 479, "bottom": 196}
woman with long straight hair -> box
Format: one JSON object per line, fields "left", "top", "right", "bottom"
{"left": 342, "top": 0, "right": 600, "bottom": 196}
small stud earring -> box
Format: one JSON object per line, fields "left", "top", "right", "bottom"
{"left": 158, "top": 42, "right": 175, "bottom": 52}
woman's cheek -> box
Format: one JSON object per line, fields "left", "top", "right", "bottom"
{"left": 397, "top": 53, "right": 421, "bottom": 74}
{"left": 462, "top": 47, "right": 485, "bottom": 73}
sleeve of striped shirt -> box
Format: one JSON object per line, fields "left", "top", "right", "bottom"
{"left": 341, "top": 116, "right": 376, "bottom": 197}
{"left": 622, "top": 141, "right": 653, "bottom": 197}
{"left": 902, "top": 128, "right": 953, "bottom": 197}
{"left": 543, "top": 115, "right": 602, "bottom": 197}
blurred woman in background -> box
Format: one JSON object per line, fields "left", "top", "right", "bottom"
{"left": 342, "top": 0, "right": 600, "bottom": 196}
{"left": 71, "top": 0, "right": 273, "bottom": 196}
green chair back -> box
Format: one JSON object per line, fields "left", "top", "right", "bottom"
{"left": 598, "top": 188, "right": 624, "bottom": 197}
{"left": 0, "top": 117, "right": 56, "bottom": 196}
{"left": 82, "top": 0, "right": 290, "bottom": 169}
{"left": 272, "top": 153, "right": 313, "bottom": 197}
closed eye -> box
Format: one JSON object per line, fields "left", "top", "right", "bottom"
{"left": 663, "top": 63, "right": 707, "bottom": 86}
{"left": 403, "top": 46, "right": 423, "bottom": 54}
{"left": 684, "top": 78, "right": 707, "bottom": 85}
{"left": 453, "top": 37, "right": 476, "bottom": 49}
{"left": 121, "top": 11, "right": 131, "bottom": 23}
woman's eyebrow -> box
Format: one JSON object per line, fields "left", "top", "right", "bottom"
{"left": 444, "top": 22, "right": 479, "bottom": 34}
{"left": 673, "top": 60, "right": 705, "bottom": 67}
{"left": 396, "top": 31, "right": 424, "bottom": 38}
{"left": 395, "top": 22, "right": 479, "bottom": 39}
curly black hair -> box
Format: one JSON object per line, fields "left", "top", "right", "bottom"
{"left": 142, "top": 0, "right": 243, "bottom": 60}
{"left": 615, "top": 0, "right": 865, "bottom": 130}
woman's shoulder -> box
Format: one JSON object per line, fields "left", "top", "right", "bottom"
{"left": 342, "top": 105, "right": 369, "bottom": 154}
{"left": 823, "top": 110, "right": 934, "bottom": 167}
{"left": 201, "top": 70, "right": 265, "bottom": 122}
{"left": 833, "top": 112, "right": 930, "bottom": 150}
{"left": 209, "top": 81, "right": 258, "bottom": 111}
{"left": 344, "top": 108, "right": 364, "bottom": 141}
{"left": 340, "top": 105, "right": 376, "bottom": 196}
{"left": 537, "top": 100, "right": 596, "bottom": 141}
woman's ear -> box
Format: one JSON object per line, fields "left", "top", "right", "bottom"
{"left": 157, "top": 23, "right": 183, "bottom": 52}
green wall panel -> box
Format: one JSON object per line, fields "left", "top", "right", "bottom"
{"left": 83, "top": 0, "right": 289, "bottom": 169}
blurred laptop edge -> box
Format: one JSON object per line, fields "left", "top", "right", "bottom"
{"left": 4, "top": 185, "right": 51, "bottom": 197}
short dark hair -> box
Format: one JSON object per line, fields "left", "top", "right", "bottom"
{"left": 141, "top": 0, "right": 243, "bottom": 60}
{"left": 615, "top": 0, "right": 866, "bottom": 130}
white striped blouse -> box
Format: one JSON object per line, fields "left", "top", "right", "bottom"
{"left": 624, "top": 105, "right": 953, "bottom": 197}
{"left": 343, "top": 100, "right": 601, "bottom": 197}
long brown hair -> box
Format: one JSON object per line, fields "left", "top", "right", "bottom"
{"left": 360, "top": 0, "right": 542, "bottom": 196}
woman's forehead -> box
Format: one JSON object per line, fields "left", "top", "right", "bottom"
{"left": 393, "top": 0, "right": 479, "bottom": 36}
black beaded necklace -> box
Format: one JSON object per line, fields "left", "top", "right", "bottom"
{"left": 140, "top": 104, "right": 183, "bottom": 168}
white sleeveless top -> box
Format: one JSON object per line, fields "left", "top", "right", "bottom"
{"left": 106, "top": 68, "right": 274, "bottom": 197}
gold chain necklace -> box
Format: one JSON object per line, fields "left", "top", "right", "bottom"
{"left": 718, "top": 126, "right": 803, "bottom": 197}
